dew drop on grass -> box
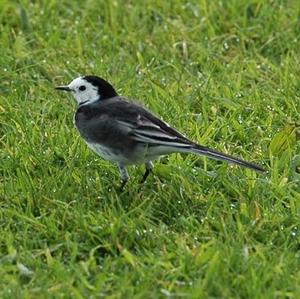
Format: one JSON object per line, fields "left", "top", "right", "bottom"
{"left": 235, "top": 92, "right": 243, "bottom": 98}
{"left": 291, "top": 227, "right": 298, "bottom": 237}
{"left": 238, "top": 115, "right": 243, "bottom": 124}
{"left": 223, "top": 42, "right": 229, "bottom": 50}
{"left": 230, "top": 203, "right": 237, "bottom": 210}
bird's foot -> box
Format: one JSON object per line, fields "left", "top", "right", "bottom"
{"left": 140, "top": 161, "right": 154, "bottom": 184}
{"left": 140, "top": 169, "right": 152, "bottom": 184}
{"left": 118, "top": 179, "right": 128, "bottom": 192}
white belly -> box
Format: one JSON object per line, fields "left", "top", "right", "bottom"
{"left": 86, "top": 142, "right": 118, "bottom": 161}
{"left": 85, "top": 142, "right": 133, "bottom": 165}
{"left": 85, "top": 142, "right": 167, "bottom": 165}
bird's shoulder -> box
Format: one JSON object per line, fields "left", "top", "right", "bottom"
{"left": 103, "top": 97, "right": 190, "bottom": 142}
{"left": 75, "top": 96, "right": 145, "bottom": 120}
{"left": 76, "top": 96, "right": 190, "bottom": 142}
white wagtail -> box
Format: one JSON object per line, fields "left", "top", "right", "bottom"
{"left": 55, "top": 75, "right": 265, "bottom": 188}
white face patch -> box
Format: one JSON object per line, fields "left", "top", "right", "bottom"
{"left": 68, "top": 77, "right": 99, "bottom": 105}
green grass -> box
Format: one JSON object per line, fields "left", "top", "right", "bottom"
{"left": 1, "top": 0, "right": 300, "bottom": 298}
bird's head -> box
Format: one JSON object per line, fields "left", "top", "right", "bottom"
{"left": 55, "top": 75, "right": 118, "bottom": 105}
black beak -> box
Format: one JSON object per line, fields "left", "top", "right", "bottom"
{"left": 55, "top": 85, "right": 72, "bottom": 92}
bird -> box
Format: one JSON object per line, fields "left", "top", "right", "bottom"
{"left": 55, "top": 75, "right": 265, "bottom": 189}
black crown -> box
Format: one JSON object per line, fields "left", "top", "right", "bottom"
{"left": 83, "top": 75, "right": 118, "bottom": 99}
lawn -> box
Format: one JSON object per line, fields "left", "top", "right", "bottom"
{"left": 0, "top": 0, "right": 299, "bottom": 298}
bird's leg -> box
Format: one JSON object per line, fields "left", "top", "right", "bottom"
{"left": 118, "top": 164, "right": 129, "bottom": 191}
{"left": 140, "top": 161, "right": 154, "bottom": 184}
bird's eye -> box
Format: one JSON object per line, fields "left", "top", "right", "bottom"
{"left": 79, "top": 85, "right": 86, "bottom": 91}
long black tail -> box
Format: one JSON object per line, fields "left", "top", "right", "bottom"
{"left": 188, "top": 144, "right": 265, "bottom": 172}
